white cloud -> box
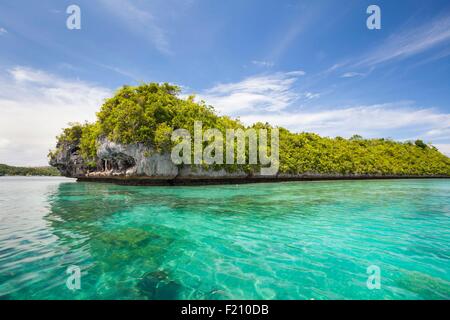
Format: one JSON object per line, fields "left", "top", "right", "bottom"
{"left": 96, "top": 62, "right": 142, "bottom": 81}
{"left": 286, "top": 70, "right": 306, "bottom": 76}
{"left": 251, "top": 60, "right": 274, "bottom": 67}
{"left": 0, "top": 27, "right": 7, "bottom": 35}
{"left": 341, "top": 72, "right": 364, "bottom": 78}
{"left": 325, "top": 63, "right": 347, "bottom": 73}
{"left": 303, "top": 92, "right": 320, "bottom": 100}
{"left": 239, "top": 103, "right": 450, "bottom": 141}
{"left": 199, "top": 71, "right": 305, "bottom": 115}
{"left": 433, "top": 144, "right": 450, "bottom": 156}
{"left": 9, "top": 67, "right": 53, "bottom": 83}
{"left": 0, "top": 66, "right": 111, "bottom": 166}
{"left": 357, "top": 13, "right": 450, "bottom": 67}
{"left": 423, "top": 127, "right": 450, "bottom": 142}
{"left": 0, "top": 138, "right": 10, "bottom": 149}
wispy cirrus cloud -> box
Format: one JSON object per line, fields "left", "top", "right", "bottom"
{"left": 327, "top": 12, "right": 450, "bottom": 76}
{"left": 251, "top": 60, "right": 274, "bottom": 67}
{"left": 0, "top": 67, "right": 111, "bottom": 166}
{"left": 356, "top": 13, "right": 450, "bottom": 67}
{"left": 268, "top": 2, "right": 325, "bottom": 62}
{"left": 303, "top": 92, "right": 320, "bottom": 100}
{"left": 198, "top": 70, "right": 305, "bottom": 115}
{"left": 341, "top": 72, "right": 365, "bottom": 78}
{"left": 0, "top": 27, "right": 7, "bottom": 35}
{"left": 98, "top": 0, "right": 171, "bottom": 55}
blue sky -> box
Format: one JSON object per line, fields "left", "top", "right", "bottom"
{"left": 1, "top": 0, "right": 450, "bottom": 165}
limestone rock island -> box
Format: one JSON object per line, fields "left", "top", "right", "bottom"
{"left": 49, "top": 83, "right": 450, "bottom": 185}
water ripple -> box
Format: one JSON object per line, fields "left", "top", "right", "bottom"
{"left": 0, "top": 177, "right": 449, "bottom": 299}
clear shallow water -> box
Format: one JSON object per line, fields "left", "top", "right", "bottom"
{"left": 0, "top": 177, "right": 449, "bottom": 300}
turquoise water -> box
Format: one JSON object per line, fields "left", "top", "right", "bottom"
{"left": 0, "top": 177, "right": 449, "bottom": 300}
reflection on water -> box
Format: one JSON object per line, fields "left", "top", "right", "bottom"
{"left": 0, "top": 177, "right": 449, "bottom": 299}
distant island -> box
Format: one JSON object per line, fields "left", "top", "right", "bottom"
{"left": 49, "top": 83, "right": 450, "bottom": 185}
{"left": 0, "top": 164, "right": 60, "bottom": 177}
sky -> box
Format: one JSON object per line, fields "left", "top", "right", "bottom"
{"left": 1, "top": 0, "right": 450, "bottom": 166}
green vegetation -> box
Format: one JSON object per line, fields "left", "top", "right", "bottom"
{"left": 278, "top": 131, "right": 449, "bottom": 175}
{"left": 52, "top": 83, "right": 450, "bottom": 176}
{"left": 0, "top": 164, "right": 60, "bottom": 176}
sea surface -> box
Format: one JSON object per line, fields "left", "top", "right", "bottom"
{"left": 0, "top": 176, "right": 449, "bottom": 300}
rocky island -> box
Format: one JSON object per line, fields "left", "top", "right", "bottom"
{"left": 49, "top": 83, "right": 450, "bottom": 185}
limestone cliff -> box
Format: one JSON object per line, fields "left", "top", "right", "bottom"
{"left": 49, "top": 137, "right": 247, "bottom": 181}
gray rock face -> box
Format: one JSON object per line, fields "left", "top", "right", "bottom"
{"left": 95, "top": 138, "right": 178, "bottom": 177}
{"left": 49, "top": 141, "right": 89, "bottom": 177}
{"left": 50, "top": 137, "right": 247, "bottom": 179}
